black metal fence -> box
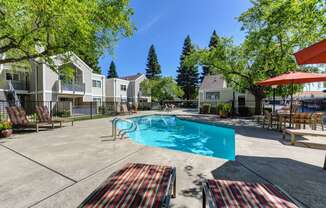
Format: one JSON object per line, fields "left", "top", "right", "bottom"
{"left": 0, "top": 100, "right": 160, "bottom": 122}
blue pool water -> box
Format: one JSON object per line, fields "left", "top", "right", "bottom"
{"left": 116, "top": 115, "right": 235, "bottom": 160}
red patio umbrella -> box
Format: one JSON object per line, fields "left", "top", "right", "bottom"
{"left": 257, "top": 72, "right": 326, "bottom": 86}
{"left": 294, "top": 39, "right": 326, "bottom": 65}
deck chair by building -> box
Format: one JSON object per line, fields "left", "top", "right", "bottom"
{"left": 121, "top": 103, "right": 131, "bottom": 115}
{"left": 78, "top": 163, "right": 176, "bottom": 208}
{"left": 203, "top": 179, "right": 301, "bottom": 208}
{"left": 35, "top": 106, "right": 74, "bottom": 127}
{"left": 6, "top": 106, "right": 54, "bottom": 132}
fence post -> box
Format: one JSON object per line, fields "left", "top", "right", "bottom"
{"left": 50, "top": 101, "right": 53, "bottom": 117}
{"left": 90, "top": 102, "right": 93, "bottom": 119}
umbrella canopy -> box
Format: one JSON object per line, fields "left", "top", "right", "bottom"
{"left": 294, "top": 39, "right": 326, "bottom": 65}
{"left": 257, "top": 72, "right": 326, "bottom": 86}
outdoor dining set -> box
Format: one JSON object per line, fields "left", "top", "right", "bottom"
{"left": 262, "top": 105, "right": 324, "bottom": 131}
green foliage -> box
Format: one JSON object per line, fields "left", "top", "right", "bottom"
{"left": 201, "top": 30, "right": 220, "bottom": 81}
{"left": 216, "top": 103, "right": 224, "bottom": 114}
{"left": 145, "top": 45, "right": 161, "bottom": 79}
{"left": 54, "top": 111, "right": 71, "bottom": 118}
{"left": 59, "top": 65, "right": 75, "bottom": 83}
{"left": 176, "top": 35, "right": 199, "bottom": 100}
{"left": 0, "top": 121, "right": 12, "bottom": 130}
{"left": 0, "top": 0, "right": 134, "bottom": 70}
{"left": 188, "top": 0, "right": 325, "bottom": 114}
{"left": 107, "top": 61, "right": 118, "bottom": 78}
{"left": 202, "top": 104, "right": 211, "bottom": 114}
{"left": 140, "top": 77, "right": 184, "bottom": 102}
{"left": 222, "top": 103, "right": 232, "bottom": 113}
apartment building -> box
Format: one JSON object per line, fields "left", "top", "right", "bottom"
{"left": 0, "top": 53, "right": 149, "bottom": 110}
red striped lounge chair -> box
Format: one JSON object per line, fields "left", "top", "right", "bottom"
{"left": 202, "top": 179, "right": 301, "bottom": 208}
{"left": 6, "top": 106, "right": 53, "bottom": 132}
{"left": 78, "top": 163, "right": 176, "bottom": 208}
{"left": 35, "top": 106, "right": 73, "bottom": 127}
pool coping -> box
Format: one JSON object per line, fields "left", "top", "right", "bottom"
{"left": 126, "top": 113, "right": 235, "bottom": 130}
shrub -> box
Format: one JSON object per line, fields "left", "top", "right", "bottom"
{"left": 223, "top": 103, "right": 232, "bottom": 114}
{"left": 202, "top": 104, "right": 211, "bottom": 114}
{"left": 216, "top": 103, "right": 224, "bottom": 114}
{"left": 54, "top": 111, "right": 71, "bottom": 117}
{"left": 0, "top": 121, "right": 12, "bottom": 130}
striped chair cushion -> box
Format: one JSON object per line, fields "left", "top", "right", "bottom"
{"left": 206, "top": 180, "right": 298, "bottom": 208}
{"left": 6, "top": 106, "right": 29, "bottom": 126}
{"left": 78, "top": 163, "right": 174, "bottom": 208}
{"left": 35, "top": 106, "right": 51, "bottom": 122}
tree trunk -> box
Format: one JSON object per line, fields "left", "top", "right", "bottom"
{"left": 254, "top": 96, "right": 263, "bottom": 115}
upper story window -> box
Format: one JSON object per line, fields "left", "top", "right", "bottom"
{"left": 206, "top": 92, "right": 220, "bottom": 100}
{"left": 92, "top": 80, "right": 101, "bottom": 88}
{"left": 6, "top": 73, "right": 19, "bottom": 81}
{"left": 120, "top": 84, "right": 127, "bottom": 91}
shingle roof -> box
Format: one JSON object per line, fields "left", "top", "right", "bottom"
{"left": 120, "top": 73, "right": 144, "bottom": 81}
{"left": 200, "top": 75, "right": 225, "bottom": 91}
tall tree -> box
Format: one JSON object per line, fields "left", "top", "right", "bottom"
{"left": 145, "top": 44, "right": 161, "bottom": 79}
{"left": 176, "top": 35, "right": 199, "bottom": 100}
{"left": 0, "top": 0, "right": 134, "bottom": 71}
{"left": 107, "top": 61, "right": 118, "bottom": 78}
{"left": 201, "top": 30, "right": 220, "bottom": 81}
{"left": 188, "top": 0, "right": 325, "bottom": 114}
{"left": 140, "top": 77, "right": 184, "bottom": 102}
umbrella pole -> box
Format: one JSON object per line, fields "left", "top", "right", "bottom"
{"left": 290, "top": 83, "right": 293, "bottom": 128}
{"left": 273, "top": 88, "right": 276, "bottom": 113}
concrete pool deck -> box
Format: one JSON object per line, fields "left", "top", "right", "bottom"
{"left": 0, "top": 110, "right": 325, "bottom": 208}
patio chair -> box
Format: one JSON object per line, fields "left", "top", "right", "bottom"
{"left": 262, "top": 110, "right": 279, "bottom": 129}
{"left": 311, "top": 112, "right": 324, "bottom": 131}
{"left": 78, "top": 163, "right": 176, "bottom": 208}
{"left": 35, "top": 106, "right": 73, "bottom": 127}
{"left": 202, "top": 179, "right": 301, "bottom": 208}
{"left": 121, "top": 103, "right": 131, "bottom": 115}
{"left": 292, "top": 112, "right": 313, "bottom": 129}
{"left": 6, "top": 106, "right": 54, "bottom": 132}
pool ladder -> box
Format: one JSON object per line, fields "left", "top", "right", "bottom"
{"left": 112, "top": 118, "right": 137, "bottom": 140}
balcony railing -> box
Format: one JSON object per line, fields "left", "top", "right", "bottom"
{"left": 57, "top": 80, "right": 85, "bottom": 94}
{"left": 0, "top": 80, "right": 29, "bottom": 91}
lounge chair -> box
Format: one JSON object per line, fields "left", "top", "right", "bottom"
{"left": 35, "top": 106, "right": 74, "bottom": 127}
{"left": 78, "top": 163, "right": 176, "bottom": 208}
{"left": 121, "top": 103, "right": 131, "bottom": 115}
{"left": 6, "top": 106, "right": 54, "bottom": 132}
{"left": 202, "top": 179, "right": 301, "bottom": 208}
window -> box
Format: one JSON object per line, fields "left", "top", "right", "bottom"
{"left": 6, "top": 73, "right": 19, "bottom": 81}
{"left": 120, "top": 84, "right": 127, "bottom": 91}
{"left": 92, "top": 80, "right": 101, "bottom": 88}
{"left": 93, "top": 97, "right": 102, "bottom": 103}
{"left": 206, "top": 92, "right": 220, "bottom": 100}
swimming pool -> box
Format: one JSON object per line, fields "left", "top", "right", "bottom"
{"left": 116, "top": 115, "right": 235, "bottom": 160}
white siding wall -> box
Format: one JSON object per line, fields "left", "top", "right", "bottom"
{"left": 105, "top": 78, "right": 129, "bottom": 102}
{"left": 91, "top": 73, "right": 105, "bottom": 101}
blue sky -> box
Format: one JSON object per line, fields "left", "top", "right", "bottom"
{"left": 99, "top": 0, "right": 253, "bottom": 78}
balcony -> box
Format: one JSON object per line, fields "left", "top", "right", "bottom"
{"left": 0, "top": 80, "right": 29, "bottom": 91}
{"left": 57, "top": 80, "right": 85, "bottom": 94}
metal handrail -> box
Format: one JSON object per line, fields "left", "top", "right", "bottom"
{"left": 117, "top": 119, "right": 135, "bottom": 137}
{"left": 112, "top": 118, "right": 137, "bottom": 140}
{"left": 120, "top": 122, "right": 138, "bottom": 139}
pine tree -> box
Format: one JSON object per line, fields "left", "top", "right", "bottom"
{"left": 176, "top": 35, "right": 199, "bottom": 100}
{"left": 107, "top": 61, "right": 118, "bottom": 78}
{"left": 200, "top": 30, "right": 219, "bottom": 82}
{"left": 145, "top": 44, "right": 161, "bottom": 79}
